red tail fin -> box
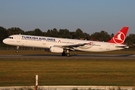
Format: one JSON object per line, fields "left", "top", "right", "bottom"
{"left": 108, "top": 27, "right": 129, "bottom": 44}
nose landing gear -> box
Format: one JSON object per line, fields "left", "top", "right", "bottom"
{"left": 16, "top": 46, "right": 19, "bottom": 53}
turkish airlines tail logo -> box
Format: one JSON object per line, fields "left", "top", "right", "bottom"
{"left": 115, "top": 32, "right": 123, "bottom": 41}
{"left": 108, "top": 27, "right": 129, "bottom": 44}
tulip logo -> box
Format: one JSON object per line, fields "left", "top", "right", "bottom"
{"left": 113, "top": 32, "right": 125, "bottom": 44}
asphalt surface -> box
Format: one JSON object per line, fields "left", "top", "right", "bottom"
{"left": 0, "top": 54, "right": 135, "bottom": 60}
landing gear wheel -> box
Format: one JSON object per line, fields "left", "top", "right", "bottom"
{"left": 16, "top": 46, "right": 19, "bottom": 53}
{"left": 62, "top": 52, "right": 66, "bottom": 56}
{"left": 66, "top": 49, "right": 70, "bottom": 57}
{"left": 67, "top": 53, "right": 70, "bottom": 57}
{"left": 16, "top": 50, "right": 19, "bottom": 53}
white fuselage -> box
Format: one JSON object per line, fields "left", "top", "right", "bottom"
{"left": 3, "top": 35, "right": 127, "bottom": 52}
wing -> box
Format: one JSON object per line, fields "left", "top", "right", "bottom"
{"left": 54, "top": 43, "right": 89, "bottom": 49}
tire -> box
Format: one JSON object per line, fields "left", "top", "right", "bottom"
{"left": 62, "top": 52, "right": 66, "bottom": 56}
{"left": 16, "top": 50, "right": 19, "bottom": 53}
{"left": 66, "top": 53, "right": 70, "bottom": 57}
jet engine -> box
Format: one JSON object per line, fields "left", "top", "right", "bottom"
{"left": 50, "top": 46, "right": 63, "bottom": 53}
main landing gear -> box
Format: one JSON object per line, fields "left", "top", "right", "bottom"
{"left": 16, "top": 46, "right": 19, "bottom": 53}
{"left": 62, "top": 49, "right": 70, "bottom": 57}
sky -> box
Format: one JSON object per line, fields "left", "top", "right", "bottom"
{"left": 0, "top": 0, "right": 135, "bottom": 35}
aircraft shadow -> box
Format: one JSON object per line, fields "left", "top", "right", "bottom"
{"left": 23, "top": 54, "right": 133, "bottom": 57}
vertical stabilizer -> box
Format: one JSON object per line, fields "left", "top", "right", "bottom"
{"left": 108, "top": 27, "right": 129, "bottom": 44}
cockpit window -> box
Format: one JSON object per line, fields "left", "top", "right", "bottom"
{"left": 8, "top": 37, "right": 13, "bottom": 39}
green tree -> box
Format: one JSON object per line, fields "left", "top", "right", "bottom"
{"left": 100, "top": 31, "right": 111, "bottom": 41}
{"left": 0, "top": 26, "right": 8, "bottom": 44}
{"left": 90, "top": 31, "right": 111, "bottom": 41}
{"left": 7, "top": 27, "right": 24, "bottom": 36}
{"left": 84, "top": 33, "right": 91, "bottom": 40}
{"left": 46, "top": 30, "right": 51, "bottom": 36}
{"left": 90, "top": 32, "right": 100, "bottom": 41}
{"left": 75, "top": 28, "right": 84, "bottom": 39}
{"left": 111, "top": 33, "right": 114, "bottom": 38}
{"left": 34, "top": 28, "right": 43, "bottom": 36}
{"left": 42, "top": 32, "right": 47, "bottom": 36}
{"left": 24, "top": 28, "right": 43, "bottom": 36}
{"left": 70, "top": 32, "right": 76, "bottom": 39}
{"left": 59, "top": 29, "right": 71, "bottom": 38}
{"left": 24, "top": 31, "right": 35, "bottom": 35}
{"left": 51, "top": 28, "right": 58, "bottom": 37}
{"left": 125, "top": 34, "right": 135, "bottom": 44}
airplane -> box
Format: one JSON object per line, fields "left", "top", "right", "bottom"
{"left": 3, "top": 27, "right": 129, "bottom": 57}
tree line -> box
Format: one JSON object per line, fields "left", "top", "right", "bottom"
{"left": 0, "top": 26, "right": 135, "bottom": 47}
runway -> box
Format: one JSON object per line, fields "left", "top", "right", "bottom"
{"left": 0, "top": 54, "right": 135, "bottom": 60}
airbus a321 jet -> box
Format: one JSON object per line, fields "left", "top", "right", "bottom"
{"left": 3, "top": 27, "right": 129, "bottom": 56}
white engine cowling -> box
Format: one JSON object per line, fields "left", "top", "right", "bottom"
{"left": 50, "top": 47, "right": 63, "bottom": 53}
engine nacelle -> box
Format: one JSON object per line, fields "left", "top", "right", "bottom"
{"left": 50, "top": 47, "right": 63, "bottom": 53}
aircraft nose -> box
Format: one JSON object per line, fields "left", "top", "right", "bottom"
{"left": 3, "top": 39, "right": 7, "bottom": 44}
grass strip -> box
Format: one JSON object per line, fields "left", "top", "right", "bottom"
{"left": 0, "top": 59, "right": 135, "bottom": 86}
